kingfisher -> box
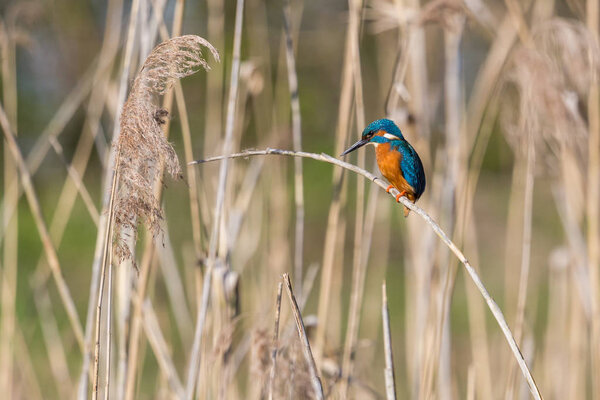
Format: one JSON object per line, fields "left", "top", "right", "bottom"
{"left": 341, "top": 118, "right": 426, "bottom": 217}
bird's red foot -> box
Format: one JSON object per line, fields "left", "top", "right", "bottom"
{"left": 395, "top": 191, "right": 407, "bottom": 203}
{"left": 386, "top": 184, "right": 394, "bottom": 193}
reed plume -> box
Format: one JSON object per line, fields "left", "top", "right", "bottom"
{"left": 113, "top": 35, "right": 219, "bottom": 262}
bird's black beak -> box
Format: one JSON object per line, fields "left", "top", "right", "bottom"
{"left": 340, "top": 138, "right": 368, "bottom": 157}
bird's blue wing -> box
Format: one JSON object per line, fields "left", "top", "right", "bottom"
{"left": 395, "top": 141, "right": 426, "bottom": 199}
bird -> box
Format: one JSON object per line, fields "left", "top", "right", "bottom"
{"left": 341, "top": 118, "right": 426, "bottom": 217}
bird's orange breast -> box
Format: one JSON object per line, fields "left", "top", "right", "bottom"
{"left": 375, "top": 142, "right": 416, "bottom": 202}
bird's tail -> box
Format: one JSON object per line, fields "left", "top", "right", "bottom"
{"left": 403, "top": 206, "right": 410, "bottom": 217}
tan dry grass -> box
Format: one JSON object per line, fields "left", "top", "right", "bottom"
{"left": 4, "top": 1, "right": 600, "bottom": 399}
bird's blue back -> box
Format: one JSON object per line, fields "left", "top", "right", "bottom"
{"left": 390, "top": 139, "right": 426, "bottom": 200}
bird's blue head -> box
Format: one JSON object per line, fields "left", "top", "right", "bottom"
{"left": 341, "top": 119, "right": 405, "bottom": 156}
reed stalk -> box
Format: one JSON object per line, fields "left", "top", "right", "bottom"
{"left": 382, "top": 281, "right": 397, "bottom": 400}
{"left": 283, "top": 273, "right": 324, "bottom": 400}
{"left": 184, "top": 0, "right": 244, "bottom": 397}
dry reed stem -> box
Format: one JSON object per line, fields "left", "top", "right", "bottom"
{"left": 465, "top": 14, "right": 518, "bottom": 149}
{"left": 267, "top": 282, "right": 283, "bottom": 400}
{"left": 184, "top": 0, "right": 242, "bottom": 397}
{"left": 0, "top": 105, "right": 85, "bottom": 350}
{"left": 382, "top": 281, "right": 397, "bottom": 400}
{"left": 421, "top": 11, "right": 465, "bottom": 399}
{"left": 76, "top": 2, "right": 124, "bottom": 397}
{"left": 142, "top": 299, "right": 185, "bottom": 399}
{"left": 191, "top": 148, "right": 544, "bottom": 399}
{"left": 340, "top": 0, "right": 369, "bottom": 396}
{"left": 0, "top": 18, "right": 18, "bottom": 399}
{"left": 314, "top": 5, "right": 356, "bottom": 364}
{"left": 156, "top": 223, "right": 193, "bottom": 343}
{"left": 117, "top": 4, "right": 189, "bottom": 397}
{"left": 460, "top": 218, "right": 494, "bottom": 399}
{"left": 164, "top": 1, "right": 204, "bottom": 261}
{"left": 342, "top": 171, "right": 381, "bottom": 397}
{"left": 504, "top": 0, "right": 534, "bottom": 46}
{"left": 224, "top": 263, "right": 318, "bottom": 391}
{"left": 203, "top": 0, "right": 225, "bottom": 216}
{"left": 283, "top": 0, "right": 306, "bottom": 294}
{"left": 84, "top": 0, "right": 139, "bottom": 396}
{"left": 587, "top": 77, "right": 600, "bottom": 400}
{"left": 92, "top": 163, "right": 119, "bottom": 400}
{"left": 459, "top": 90, "right": 502, "bottom": 400}
{"left": 283, "top": 273, "right": 324, "bottom": 400}
{"left": 586, "top": 0, "right": 600, "bottom": 393}
{"left": 48, "top": 137, "right": 100, "bottom": 224}
{"left": 174, "top": 80, "right": 204, "bottom": 254}
{"left": 505, "top": 135, "right": 535, "bottom": 399}
{"left": 31, "top": 279, "right": 73, "bottom": 398}
{"left": 466, "top": 364, "right": 475, "bottom": 400}
{"left": 104, "top": 254, "right": 114, "bottom": 400}
{"left": 400, "top": 1, "right": 433, "bottom": 394}
{"left": 123, "top": 239, "right": 154, "bottom": 400}
{"left": 14, "top": 323, "right": 43, "bottom": 400}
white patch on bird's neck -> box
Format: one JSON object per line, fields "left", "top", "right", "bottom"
{"left": 369, "top": 142, "right": 379, "bottom": 147}
{"left": 383, "top": 133, "right": 400, "bottom": 140}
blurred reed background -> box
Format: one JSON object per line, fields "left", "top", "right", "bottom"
{"left": 0, "top": 0, "right": 599, "bottom": 398}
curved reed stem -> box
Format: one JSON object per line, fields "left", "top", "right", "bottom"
{"left": 190, "top": 147, "right": 543, "bottom": 400}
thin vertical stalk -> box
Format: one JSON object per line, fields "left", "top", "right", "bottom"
{"left": 14, "top": 325, "right": 43, "bottom": 400}
{"left": 421, "top": 14, "right": 465, "bottom": 400}
{"left": 165, "top": 2, "right": 204, "bottom": 260}
{"left": 141, "top": 299, "right": 185, "bottom": 398}
{"left": 402, "top": 0, "right": 432, "bottom": 393}
{"left": 0, "top": 20, "right": 17, "bottom": 399}
{"left": 340, "top": 0, "right": 367, "bottom": 395}
{"left": 313, "top": 0, "right": 356, "bottom": 364}
{"left": 104, "top": 255, "right": 114, "bottom": 400}
{"left": 92, "top": 159, "right": 120, "bottom": 400}
{"left": 123, "top": 239, "right": 155, "bottom": 400}
{"left": 116, "top": 3, "right": 183, "bottom": 399}
{"left": 175, "top": 80, "right": 204, "bottom": 255}
{"left": 31, "top": 278, "right": 73, "bottom": 398}
{"left": 267, "top": 282, "right": 283, "bottom": 400}
{"left": 203, "top": 0, "right": 225, "bottom": 157}
{"left": 505, "top": 135, "right": 535, "bottom": 399}
{"left": 184, "top": 0, "right": 245, "bottom": 397}
{"left": 382, "top": 281, "right": 397, "bottom": 400}
{"left": 80, "top": 0, "right": 138, "bottom": 397}
{"left": 282, "top": 0, "right": 305, "bottom": 294}
{"left": 48, "top": 137, "right": 99, "bottom": 223}
{"left": 63, "top": 1, "right": 121, "bottom": 388}
{"left": 586, "top": 0, "right": 600, "bottom": 396}
{"left": 283, "top": 274, "right": 324, "bottom": 400}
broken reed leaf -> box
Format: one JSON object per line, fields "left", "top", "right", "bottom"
{"left": 114, "top": 35, "right": 219, "bottom": 263}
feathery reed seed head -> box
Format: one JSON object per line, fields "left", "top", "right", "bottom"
{"left": 114, "top": 35, "right": 219, "bottom": 263}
